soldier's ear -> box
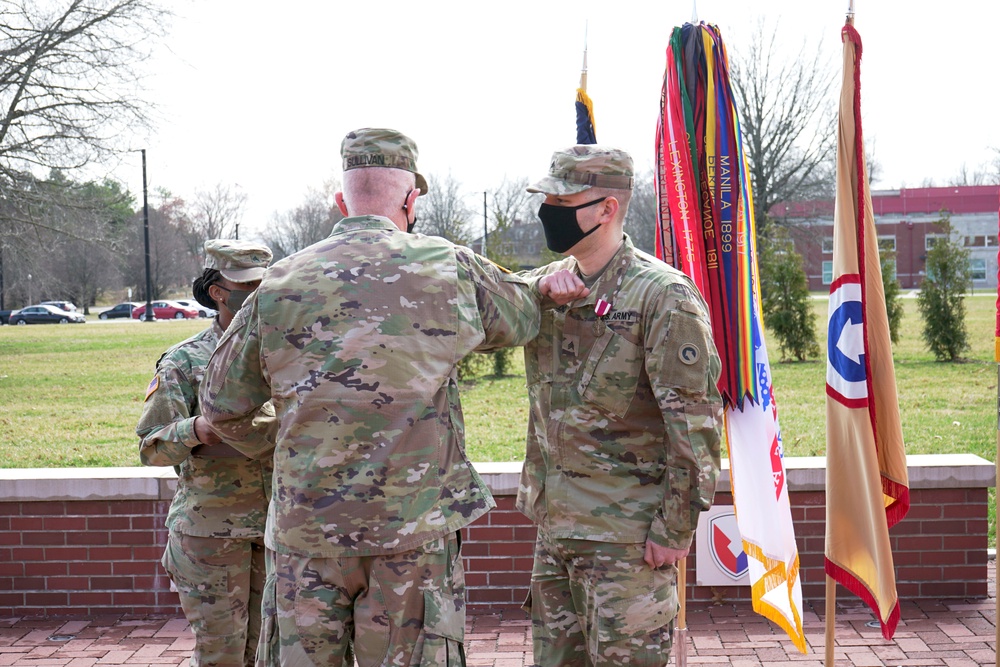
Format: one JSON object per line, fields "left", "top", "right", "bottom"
{"left": 207, "top": 283, "right": 228, "bottom": 306}
{"left": 600, "top": 197, "right": 619, "bottom": 223}
{"left": 335, "top": 192, "right": 349, "bottom": 217}
{"left": 404, "top": 188, "right": 419, "bottom": 213}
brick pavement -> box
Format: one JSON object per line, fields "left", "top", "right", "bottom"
{"left": 0, "top": 560, "right": 994, "bottom": 666}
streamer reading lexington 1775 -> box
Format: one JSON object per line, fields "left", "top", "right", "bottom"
{"left": 655, "top": 20, "right": 806, "bottom": 653}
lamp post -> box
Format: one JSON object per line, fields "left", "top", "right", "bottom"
{"left": 139, "top": 149, "right": 154, "bottom": 321}
{"left": 27, "top": 273, "right": 31, "bottom": 305}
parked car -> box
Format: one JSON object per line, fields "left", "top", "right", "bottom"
{"left": 10, "top": 304, "right": 86, "bottom": 325}
{"left": 132, "top": 301, "right": 199, "bottom": 320}
{"left": 40, "top": 300, "right": 78, "bottom": 312}
{"left": 0, "top": 309, "right": 13, "bottom": 325}
{"left": 99, "top": 302, "right": 139, "bottom": 320}
{"left": 174, "top": 299, "right": 218, "bottom": 318}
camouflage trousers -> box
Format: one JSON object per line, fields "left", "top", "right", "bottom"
{"left": 258, "top": 532, "right": 466, "bottom": 667}
{"left": 523, "top": 535, "right": 677, "bottom": 667}
{"left": 161, "top": 532, "right": 265, "bottom": 667}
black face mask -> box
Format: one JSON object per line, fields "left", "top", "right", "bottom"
{"left": 537, "top": 197, "right": 607, "bottom": 253}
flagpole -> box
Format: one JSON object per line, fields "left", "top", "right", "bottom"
{"left": 994, "top": 185, "right": 999, "bottom": 652}
{"left": 676, "top": 557, "right": 688, "bottom": 666}
{"left": 825, "top": 577, "right": 836, "bottom": 665}
{"left": 580, "top": 22, "right": 588, "bottom": 92}
{"left": 825, "top": 6, "right": 857, "bottom": 665}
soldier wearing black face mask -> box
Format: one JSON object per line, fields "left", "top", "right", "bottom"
{"left": 517, "top": 145, "right": 724, "bottom": 667}
{"left": 138, "top": 238, "right": 276, "bottom": 667}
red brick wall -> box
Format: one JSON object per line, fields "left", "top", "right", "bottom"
{"left": 0, "top": 499, "right": 180, "bottom": 616}
{"left": 460, "top": 496, "right": 537, "bottom": 607}
{"left": 0, "top": 483, "right": 990, "bottom": 616}
{"left": 684, "top": 488, "right": 989, "bottom": 604}
{"left": 461, "top": 488, "right": 990, "bottom": 611}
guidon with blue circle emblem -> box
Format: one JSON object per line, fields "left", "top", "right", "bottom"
{"left": 827, "top": 275, "right": 869, "bottom": 408}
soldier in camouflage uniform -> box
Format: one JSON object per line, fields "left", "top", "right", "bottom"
{"left": 517, "top": 145, "right": 724, "bottom": 667}
{"left": 137, "top": 239, "right": 276, "bottom": 667}
{"left": 197, "top": 128, "right": 586, "bottom": 667}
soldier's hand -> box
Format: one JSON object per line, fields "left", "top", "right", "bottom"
{"left": 193, "top": 415, "right": 223, "bottom": 446}
{"left": 538, "top": 270, "right": 589, "bottom": 306}
{"left": 644, "top": 540, "right": 689, "bottom": 569}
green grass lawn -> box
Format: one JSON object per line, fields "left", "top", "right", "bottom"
{"left": 0, "top": 319, "right": 207, "bottom": 468}
{"left": 1, "top": 294, "right": 996, "bottom": 542}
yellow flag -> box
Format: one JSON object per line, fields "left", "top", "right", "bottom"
{"left": 824, "top": 21, "right": 910, "bottom": 640}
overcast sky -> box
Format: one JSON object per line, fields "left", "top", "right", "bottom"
{"left": 105, "top": 0, "right": 1000, "bottom": 238}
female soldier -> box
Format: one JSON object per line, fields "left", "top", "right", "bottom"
{"left": 137, "top": 239, "right": 274, "bottom": 667}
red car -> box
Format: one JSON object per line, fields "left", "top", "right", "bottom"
{"left": 132, "top": 300, "right": 199, "bottom": 320}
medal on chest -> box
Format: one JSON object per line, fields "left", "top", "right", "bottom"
{"left": 593, "top": 298, "right": 610, "bottom": 336}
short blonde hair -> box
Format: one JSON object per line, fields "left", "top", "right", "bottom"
{"left": 589, "top": 187, "right": 632, "bottom": 225}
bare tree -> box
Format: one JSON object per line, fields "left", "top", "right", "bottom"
{"left": 489, "top": 177, "right": 532, "bottom": 229}
{"left": 486, "top": 177, "right": 534, "bottom": 267}
{"left": 188, "top": 183, "right": 248, "bottom": 247}
{"left": 120, "top": 191, "right": 198, "bottom": 300}
{"left": 989, "top": 147, "right": 1000, "bottom": 183}
{"left": 0, "top": 170, "right": 135, "bottom": 308}
{"left": 0, "top": 0, "right": 167, "bottom": 181}
{"left": 0, "top": 0, "right": 167, "bottom": 305}
{"left": 259, "top": 181, "right": 343, "bottom": 261}
{"left": 947, "top": 161, "right": 998, "bottom": 187}
{"left": 419, "top": 172, "right": 472, "bottom": 244}
{"left": 42, "top": 177, "right": 135, "bottom": 312}
{"left": 729, "top": 20, "right": 837, "bottom": 232}
{"left": 623, "top": 170, "right": 657, "bottom": 255}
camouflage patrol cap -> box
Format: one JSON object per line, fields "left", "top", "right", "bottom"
{"left": 341, "top": 127, "right": 429, "bottom": 196}
{"left": 527, "top": 145, "right": 634, "bottom": 195}
{"left": 203, "top": 239, "right": 273, "bottom": 282}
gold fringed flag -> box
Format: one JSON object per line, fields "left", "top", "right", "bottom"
{"left": 655, "top": 22, "right": 806, "bottom": 652}
{"left": 824, "top": 20, "right": 910, "bottom": 640}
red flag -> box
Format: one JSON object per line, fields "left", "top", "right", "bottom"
{"left": 825, "top": 22, "right": 910, "bottom": 640}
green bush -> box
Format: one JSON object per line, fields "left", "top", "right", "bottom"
{"left": 759, "top": 229, "right": 820, "bottom": 361}
{"left": 917, "top": 218, "right": 971, "bottom": 361}
{"left": 492, "top": 348, "right": 514, "bottom": 377}
{"left": 457, "top": 353, "right": 491, "bottom": 380}
{"left": 881, "top": 251, "right": 904, "bottom": 344}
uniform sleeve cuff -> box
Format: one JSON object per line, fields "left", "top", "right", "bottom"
{"left": 648, "top": 513, "right": 694, "bottom": 551}
{"left": 176, "top": 417, "right": 201, "bottom": 448}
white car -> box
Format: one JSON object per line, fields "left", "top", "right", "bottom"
{"left": 174, "top": 299, "right": 218, "bottom": 318}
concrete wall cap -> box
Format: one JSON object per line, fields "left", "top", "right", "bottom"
{"left": 0, "top": 455, "right": 993, "bottom": 501}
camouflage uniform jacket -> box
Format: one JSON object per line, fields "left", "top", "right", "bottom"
{"left": 137, "top": 320, "right": 273, "bottom": 538}
{"left": 199, "top": 215, "right": 542, "bottom": 558}
{"left": 516, "top": 236, "right": 723, "bottom": 551}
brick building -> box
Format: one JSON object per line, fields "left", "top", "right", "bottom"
{"left": 774, "top": 185, "right": 1000, "bottom": 291}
